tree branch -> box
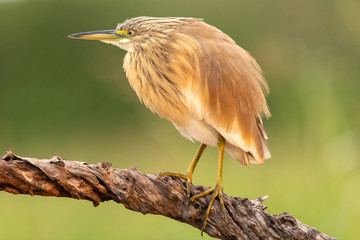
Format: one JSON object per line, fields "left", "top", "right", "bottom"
{"left": 0, "top": 149, "right": 334, "bottom": 240}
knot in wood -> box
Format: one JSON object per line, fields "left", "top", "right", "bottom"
{"left": 101, "top": 161, "right": 112, "bottom": 170}
{"left": 50, "top": 156, "right": 65, "bottom": 167}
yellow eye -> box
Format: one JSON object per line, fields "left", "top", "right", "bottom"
{"left": 127, "top": 30, "right": 134, "bottom": 36}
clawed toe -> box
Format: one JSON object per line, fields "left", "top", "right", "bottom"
{"left": 191, "top": 183, "right": 225, "bottom": 232}
{"left": 158, "top": 171, "right": 192, "bottom": 198}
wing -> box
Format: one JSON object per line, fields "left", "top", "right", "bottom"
{"left": 172, "top": 20, "right": 271, "bottom": 164}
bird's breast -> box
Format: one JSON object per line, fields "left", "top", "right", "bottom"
{"left": 123, "top": 52, "right": 190, "bottom": 126}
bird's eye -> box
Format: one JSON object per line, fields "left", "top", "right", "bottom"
{"left": 127, "top": 30, "right": 134, "bottom": 36}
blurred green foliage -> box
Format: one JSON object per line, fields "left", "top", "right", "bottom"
{"left": 0, "top": 0, "right": 359, "bottom": 239}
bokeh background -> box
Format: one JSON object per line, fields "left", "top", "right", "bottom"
{"left": 1, "top": 0, "right": 359, "bottom": 239}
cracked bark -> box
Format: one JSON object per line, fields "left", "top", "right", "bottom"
{"left": 0, "top": 149, "right": 335, "bottom": 240}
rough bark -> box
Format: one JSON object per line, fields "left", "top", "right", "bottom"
{"left": 0, "top": 149, "right": 335, "bottom": 240}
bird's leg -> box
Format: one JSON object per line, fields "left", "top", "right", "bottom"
{"left": 183, "top": 143, "right": 207, "bottom": 197}
{"left": 158, "top": 143, "right": 207, "bottom": 198}
{"left": 190, "top": 135, "right": 226, "bottom": 233}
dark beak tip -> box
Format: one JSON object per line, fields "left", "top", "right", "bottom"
{"left": 68, "top": 33, "right": 81, "bottom": 39}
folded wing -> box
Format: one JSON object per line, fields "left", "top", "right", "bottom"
{"left": 176, "top": 21, "right": 271, "bottom": 165}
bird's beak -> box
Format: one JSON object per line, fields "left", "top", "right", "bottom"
{"left": 68, "top": 30, "right": 125, "bottom": 41}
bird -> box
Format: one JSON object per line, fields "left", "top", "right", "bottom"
{"left": 69, "top": 16, "right": 271, "bottom": 232}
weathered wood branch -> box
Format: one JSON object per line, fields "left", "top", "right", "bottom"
{"left": 0, "top": 149, "right": 334, "bottom": 240}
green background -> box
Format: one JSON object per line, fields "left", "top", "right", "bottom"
{"left": 1, "top": 0, "right": 359, "bottom": 239}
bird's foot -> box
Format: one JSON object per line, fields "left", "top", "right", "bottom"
{"left": 190, "top": 182, "right": 225, "bottom": 233}
{"left": 157, "top": 171, "right": 192, "bottom": 198}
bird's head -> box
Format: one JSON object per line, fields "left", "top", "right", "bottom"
{"left": 69, "top": 16, "right": 201, "bottom": 52}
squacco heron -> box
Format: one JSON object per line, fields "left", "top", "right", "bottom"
{"left": 69, "top": 16, "right": 271, "bottom": 231}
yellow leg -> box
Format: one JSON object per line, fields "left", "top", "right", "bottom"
{"left": 190, "top": 135, "right": 226, "bottom": 232}
{"left": 158, "top": 143, "right": 207, "bottom": 197}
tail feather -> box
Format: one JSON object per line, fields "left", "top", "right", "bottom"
{"left": 257, "top": 118, "right": 271, "bottom": 159}
{"left": 225, "top": 118, "right": 270, "bottom": 166}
